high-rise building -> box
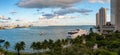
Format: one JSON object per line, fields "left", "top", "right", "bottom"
{"left": 96, "top": 12, "right": 100, "bottom": 27}
{"left": 99, "top": 7, "right": 106, "bottom": 26}
{"left": 97, "top": 7, "right": 106, "bottom": 33}
{"left": 111, "top": 0, "right": 120, "bottom": 30}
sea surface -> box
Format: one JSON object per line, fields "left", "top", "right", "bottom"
{"left": 0, "top": 25, "right": 95, "bottom": 52}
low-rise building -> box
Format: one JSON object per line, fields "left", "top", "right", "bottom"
{"left": 97, "top": 22, "right": 115, "bottom": 34}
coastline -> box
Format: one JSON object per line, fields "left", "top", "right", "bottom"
{"left": 0, "top": 25, "right": 94, "bottom": 52}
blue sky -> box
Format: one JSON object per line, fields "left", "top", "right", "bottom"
{"left": 0, "top": 0, "right": 110, "bottom": 25}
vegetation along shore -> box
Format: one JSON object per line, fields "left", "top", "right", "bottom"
{"left": 0, "top": 28, "right": 120, "bottom": 55}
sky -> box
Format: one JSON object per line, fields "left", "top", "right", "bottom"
{"left": 0, "top": 0, "right": 110, "bottom": 25}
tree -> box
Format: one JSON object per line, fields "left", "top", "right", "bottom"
{"left": 94, "top": 49, "right": 118, "bottom": 55}
{"left": 47, "top": 39, "right": 55, "bottom": 55}
{"left": 55, "top": 39, "right": 62, "bottom": 48}
{"left": 48, "top": 39, "right": 54, "bottom": 50}
{"left": 15, "top": 43, "right": 21, "bottom": 55}
{"left": 108, "top": 41, "right": 120, "bottom": 49}
{"left": 42, "top": 40, "right": 49, "bottom": 52}
{"left": 20, "top": 41, "right": 25, "bottom": 50}
{"left": 36, "top": 42, "right": 42, "bottom": 52}
{"left": 90, "top": 28, "right": 94, "bottom": 33}
{"left": 4, "top": 41, "right": 10, "bottom": 55}
{"left": 30, "top": 42, "right": 36, "bottom": 53}
{"left": 14, "top": 41, "right": 25, "bottom": 55}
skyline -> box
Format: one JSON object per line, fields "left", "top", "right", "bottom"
{"left": 0, "top": 0, "right": 110, "bottom": 25}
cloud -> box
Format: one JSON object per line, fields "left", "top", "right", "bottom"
{"left": 41, "top": 7, "right": 92, "bottom": 19}
{"left": 89, "top": 0, "right": 110, "bottom": 3}
{"left": 17, "top": 0, "right": 110, "bottom": 9}
{"left": 0, "top": 15, "right": 11, "bottom": 20}
{"left": 10, "top": 11, "right": 17, "bottom": 15}
{"left": 0, "top": 15, "right": 6, "bottom": 20}
{"left": 42, "top": 13, "right": 55, "bottom": 18}
{"left": 40, "top": 15, "right": 80, "bottom": 19}
{"left": 0, "top": 15, "right": 4, "bottom": 19}
{"left": 52, "top": 15, "right": 77, "bottom": 19}
{"left": 55, "top": 7, "right": 93, "bottom": 15}
{"left": 17, "top": 0, "right": 82, "bottom": 8}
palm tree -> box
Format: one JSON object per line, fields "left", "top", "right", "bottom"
{"left": 15, "top": 43, "right": 21, "bottom": 55}
{"left": 48, "top": 39, "right": 54, "bottom": 50}
{"left": 36, "top": 42, "right": 42, "bottom": 52}
{"left": 30, "top": 42, "right": 43, "bottom": 54}
{"left": 61, "top": 39, "right": 65, "bottom": 45}
{"left": 30, "top": 42, "right": 37, "bottom": 53}
{"left": 54, "top": 39, "right": 63, "bottom": 54}
{"left": 20, "top": 41, "right": 25, "bottom": 51}
{"left": 54, "top": 39, "right": 62, "bottom": 50}
{"left": 90, "top": 28, "right": 93, "bottom": 33}
{"left": 4, "top": 41, "right": 10, "bottom": 55}
{"left": 64, "top": 39, "right": 69, "bottom": 45}
{"left": 42, "top": 40, "right": 48, "bottom": 52}
{"left": 14, "top": 41, "right": 25, "bottom": 55}
{"left": 47, "top": 39, "right": 55, "bottom": 54}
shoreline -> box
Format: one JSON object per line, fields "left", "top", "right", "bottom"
{"left": 0, "top": 25, "right": 95, "bottom": 30}
{"left": 0, "top": 25, "right": 94, "bottom": 53}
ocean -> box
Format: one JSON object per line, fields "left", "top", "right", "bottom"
{"left": 0, "top": 25, "right": 94, "bottom": 52}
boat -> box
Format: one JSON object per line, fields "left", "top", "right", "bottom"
{"left": 0, "top": 39, "right": 5, "bottom": 43}
{"left": 39, "top": 32, "right": 46, "bottom": 35}
{"left": 68, "top": 29, "right": 79, "bottom": 34}
{"left": 67, "top": 29, "right": 88, "bottom": 39}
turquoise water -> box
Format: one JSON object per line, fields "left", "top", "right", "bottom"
{"left": 0, "top": 25, "right": 94, "bottom": 52}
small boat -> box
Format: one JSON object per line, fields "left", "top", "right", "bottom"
{"left": 39, "top": 32, "right": 46, "bottom": 35}
{"left": 0, "top": 39, "right": 5, "bottom": 43}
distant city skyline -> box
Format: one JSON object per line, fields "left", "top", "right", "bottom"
{"left": 0, "top": 0, "right": 110, "bottom": 25}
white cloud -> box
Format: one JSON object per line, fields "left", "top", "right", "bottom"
{"left": 40, "top": 7, "right": 92, "bottom": 19}
{"left": 89, "top": 0, "right": 110, "bottom": 3}
{"left": 0, "top": 15, "right": 7, "bottom": 20}
{"left": 0, "top": 15, "right": 11, "bottom": 20}
{"left": 89, "top": 0, "right": 97, "bottom": 3}
{"left": 55, "top": 7, "right": 93, "bottom": 15}
{"left": 17, "top": 0, "right": 110, "bottom": 9}
{"left": 17, "top": 0, "right": 82, "bottom": 8}
{"left": 0, "top": 15, "right": 4, "bottom": 19}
